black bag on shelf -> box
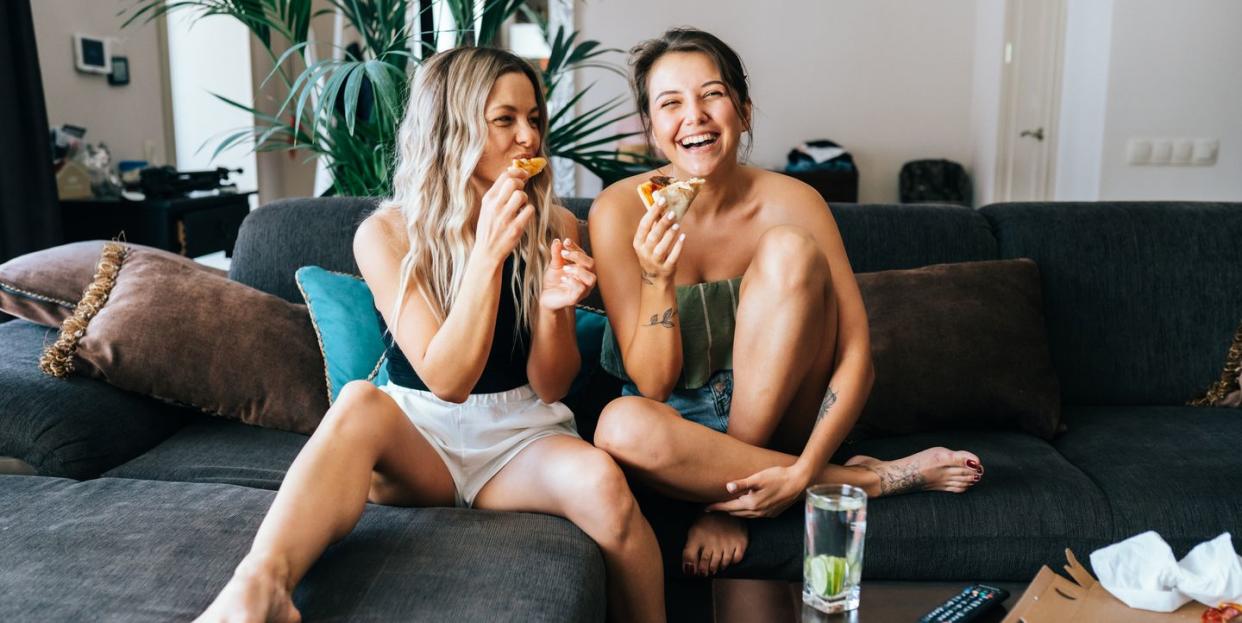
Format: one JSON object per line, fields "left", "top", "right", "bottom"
{"left": 899, "top": 159, "right": 972, "bottom": 206}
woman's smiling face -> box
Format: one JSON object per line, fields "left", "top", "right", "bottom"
{"left": 645, "top": 51, "right": 749, "bottom": 179}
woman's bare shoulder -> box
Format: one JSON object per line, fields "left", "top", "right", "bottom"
{"left": 354, "top": 206, "right": 408, "bottom": 265}
{"left": 592, "top": 170, "right": 658, "bottom": 223}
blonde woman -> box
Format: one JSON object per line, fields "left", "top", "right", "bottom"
{"left": 197, "top": 47, "right": 664, "bottom": 623}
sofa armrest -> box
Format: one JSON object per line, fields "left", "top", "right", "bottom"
{"left": 0, "top": 320, "right": 192, "bottom": 478}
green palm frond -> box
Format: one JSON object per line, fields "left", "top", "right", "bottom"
{"left": 125, "top": 0, "right": 644, "bottom": 196}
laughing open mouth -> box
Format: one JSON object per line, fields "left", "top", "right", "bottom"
{"left": 678, "top": 133, "right": 719, "bottom": 150}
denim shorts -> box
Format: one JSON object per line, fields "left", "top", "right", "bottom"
{"left": 622, "top": 370, "right": 733, "bottom": 434}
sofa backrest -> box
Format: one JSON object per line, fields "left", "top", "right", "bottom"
{"left": 829, "top": 203, "right": 998, "bottom": 272}
{"left": 230, "top": 197, "right": 378, "bottom": 302}
{"left": 231, "top": 198, "right": 997, "bottom": 301}
{"left": 982, "top": 201, "right": 1242, "bottom": 406}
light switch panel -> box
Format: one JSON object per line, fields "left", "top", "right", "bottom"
{"left": 1150, "top": 140, "right": 1173, "bottom": 164}
{"left": 1192, "top": 139, "right": 1219, "bottom": 165}
{"left": 1127, "top": 139, "right": 1152, "bottom": 164}
{"left": 1170, "top": 139, "right": 1193, "bottom": 164}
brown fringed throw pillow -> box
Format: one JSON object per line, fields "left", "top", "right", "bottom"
{"left": 854, "top": 258, "right": 1062, "bottom": 440}
{"left": 1190, "top": 321, "right": 1242, "bottom": 408}
{"left": 0, "top": 240, "right": 225, "bottom": 327}
{"left": 40, "top": 242, "right": 329, "bottom": 434}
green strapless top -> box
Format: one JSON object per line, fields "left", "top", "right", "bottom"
{"left": 600, "top": 277, "right": 742, "bottom": 390}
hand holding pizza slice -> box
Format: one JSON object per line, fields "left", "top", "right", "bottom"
{"left": 637, "top": 175, "right": 704, "bottom": 220}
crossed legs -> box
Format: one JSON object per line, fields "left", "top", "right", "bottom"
{"left": 594, "top": 225, "right": 981, "bottom": 621}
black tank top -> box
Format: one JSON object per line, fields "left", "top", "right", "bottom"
{"left": 381, "top": 257, "right": 531, "bottom": 394}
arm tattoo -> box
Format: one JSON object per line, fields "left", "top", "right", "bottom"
{"left": 643, "top": 308, "right": 676, "bottom": 328}
{"left": 816, "top": 387, "right": 838, "bottom": 423}
{"left": 641, "top": 271, "right": 656, "bottom": 286}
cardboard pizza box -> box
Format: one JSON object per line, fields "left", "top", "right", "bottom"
{"left": 1002, "top": 549, "right": 1206, "bottom": 622}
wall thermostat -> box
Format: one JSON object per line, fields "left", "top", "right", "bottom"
{"left": 73, "top": 33, "right": 112, "bottom": 74}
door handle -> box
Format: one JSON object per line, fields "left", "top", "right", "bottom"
{"left": 1019, "top": 127, "right": 1045, "bottom": 141}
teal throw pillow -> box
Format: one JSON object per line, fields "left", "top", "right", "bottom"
{"left": 571, "top": 305, "right": 608, "bottom": 397}
{"left": 295, "top": 266, "right": 389, "bottom": 403}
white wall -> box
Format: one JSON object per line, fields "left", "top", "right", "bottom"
{"left": 32, "top": 0, "right": 171, "bottom": 164}
{"left": 1095, "top": 0, "right": 1242, "bottom": 201}
{"left": 574, "top": 0, "right": 979, "bottom": 202}
{"left": 1054, "top": 0, "right": 1113, "bottom": 201}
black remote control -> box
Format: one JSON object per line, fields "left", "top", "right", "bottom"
{"left": 917, "top": 584, "right": 1010, "bottom": 623}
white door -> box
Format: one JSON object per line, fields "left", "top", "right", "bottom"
{"left": 996, "top": 0, "right": 1066, "bottom": 201}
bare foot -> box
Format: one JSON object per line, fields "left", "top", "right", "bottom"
{"left": 683, "top": 512, "right": 748, "bottom": 577}
{"left": 195, "top": 557, "right": 302, "bottom": 623}
{"left": 845, "top": 447, "right": 983, "bottom": 496}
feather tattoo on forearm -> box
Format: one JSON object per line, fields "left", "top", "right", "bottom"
{"left": 816, "top": 387, "right": 838, "bottom": 423}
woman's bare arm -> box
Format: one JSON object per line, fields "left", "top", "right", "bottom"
{"left": 525, "top": 207, "right": 585, "bottom": 402}
{"left": 589, "top": 183, "right": 684, "bottom": 400}
{"left": 355, "top": 211, "right": 504, "bottom": 403}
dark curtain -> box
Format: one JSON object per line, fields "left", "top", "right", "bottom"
{"left": 0, "top": 0, "right": 60, "bottom": 263}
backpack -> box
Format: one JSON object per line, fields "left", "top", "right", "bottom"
{"left": 899, "top": 159, "right": 972, "bottom": 206}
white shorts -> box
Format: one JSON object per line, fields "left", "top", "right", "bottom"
{"left": 378, "top": 382, "right": 579, "bottom": 507}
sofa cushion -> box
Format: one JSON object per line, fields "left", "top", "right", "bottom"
{"left": 643, "top": 431, "right": 1114, "bottom": 583}
{"left": 830, "top": 203, "right": 999, "bottom": 273}
{"left": 0, "top": 240, "right": 225, "bottom": 327}
{"left": 982, "top": 201, "right": 1242, "bottom": 405}
{"left": 40, "top": 243, "right": 329, "bottom": 435}
{"left": 0, "top": 320, "right": 189, "bottom": 478}
{"left": 102, "top": 417, "right": 308, "bottom": 490}
{"left": 0, "top": 475, "right": 605, "bottom": 622}
{"left": 856, "top": 259, "right": 1061, "bottom": 439}
{"left": 1054, "top": 405, "right": 1242, "bottom": 552}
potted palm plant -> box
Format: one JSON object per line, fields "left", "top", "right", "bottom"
{"left": 123, "top": 0, "right": 652, "bottom": 197}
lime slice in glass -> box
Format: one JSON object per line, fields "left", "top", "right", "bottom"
{"left": 808, "top": 554, "right": 849, "bottom": 597}
{"left": 808, "top": 555, "right": 830, "bottom": 596}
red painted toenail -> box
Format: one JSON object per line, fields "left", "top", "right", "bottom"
{"left": 966, "top": 459, "right": 980, "bottom": 470}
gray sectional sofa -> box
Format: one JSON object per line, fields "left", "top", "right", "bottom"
{"left": 2, "top": 197, "right": 1240, "bottom": 622}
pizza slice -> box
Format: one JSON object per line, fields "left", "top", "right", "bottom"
{"left": 512, "top": 157, "right": 547, "bottom": 177}
{"left": 637, "top": 175, "right": 705, "bottom": 219}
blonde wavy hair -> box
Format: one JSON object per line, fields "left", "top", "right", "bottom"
{"left": 380, "top": 47, "right": 561, "bottom": 339}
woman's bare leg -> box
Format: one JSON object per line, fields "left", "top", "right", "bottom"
{"left": 728, "top": 225, "right": 838, "bottom": 446}
{"left": 473, "top": 435, "right": 665, "bottom": 623}
{"left": 682, "top": 226, "right": 840, "bottom": 581}
{"left": 596, "top": 398, "right": 980, "bottom": 502}
{"left": 196, "top": 381, "right": 456, "bottom": 623}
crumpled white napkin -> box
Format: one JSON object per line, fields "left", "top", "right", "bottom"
{"left": 1090, "top": 531, "right": 1242, "bottom": 612}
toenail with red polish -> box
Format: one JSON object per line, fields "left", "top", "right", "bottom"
{"left": 966, "top": 459, "right": 980, "bottom": 469}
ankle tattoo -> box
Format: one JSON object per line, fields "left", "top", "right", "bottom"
{"left": 863, "top": 463, "right": 925, "bottom": 496}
